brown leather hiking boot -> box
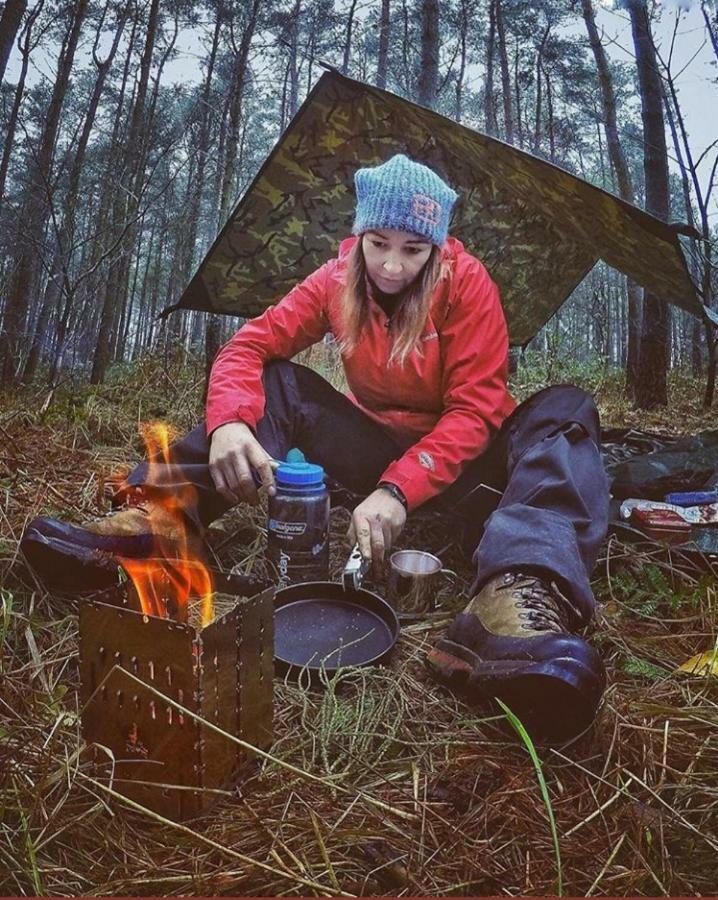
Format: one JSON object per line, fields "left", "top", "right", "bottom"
{"left": 21, "top": 497, "right": 205, "bottom": 593}
{"left": 83, "top": 502, "right": 201, "bottom": 548}
{"left": 426, "top": 571, "right": 605, "bottom": 742}
{"left": 464, "top": 571, "right": 575, "bottom": 634}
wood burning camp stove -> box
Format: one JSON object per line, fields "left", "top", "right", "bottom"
{"left": 78, "top": 568, "right": 274, "bottom": 821}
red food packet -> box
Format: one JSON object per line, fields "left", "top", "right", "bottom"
{"left": 630, "top": 507, "right": 692, "bottom": 544}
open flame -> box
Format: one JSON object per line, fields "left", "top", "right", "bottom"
{"left": 119, "top": 422, "right": 214, "bottom": 626}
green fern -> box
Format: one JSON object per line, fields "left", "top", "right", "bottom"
{"left": 621, "top": 655, "right": 669, "bottom": 680}
{"left": 607, "top": 564, "right": 696, "bottom": 617}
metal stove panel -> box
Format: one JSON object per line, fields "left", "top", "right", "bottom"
{"left": 79, "top": 602, "right": 200, "bottom": 819}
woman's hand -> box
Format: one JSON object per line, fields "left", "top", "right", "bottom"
{"left": 209, "top": 422, "right": 277, "bottom": 505}
{"left": 348, "top": 488, "right": 407, "bottom": 569}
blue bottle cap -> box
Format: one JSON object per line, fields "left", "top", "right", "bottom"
{"left": 276, "top": 448, "right": 325, "bottom": 487}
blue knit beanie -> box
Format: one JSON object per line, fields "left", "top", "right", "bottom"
{"left": 352, "top": 154, "right": 458, "bottom": 247}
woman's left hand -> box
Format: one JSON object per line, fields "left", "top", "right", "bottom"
{"left": 348, "top": 489, "right": 407, "bottom": 570}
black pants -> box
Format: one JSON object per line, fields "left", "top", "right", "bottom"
{"left": 124, "top": 360, "right": 609, "bottom": 624}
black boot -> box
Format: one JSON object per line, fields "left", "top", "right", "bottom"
{"left": 426, "top": 571, "right": 605, "bottom": 742}
{"left": 20, "top": 498, "right": 204, "bottom": 593}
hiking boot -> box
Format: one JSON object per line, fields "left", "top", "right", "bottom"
{"left": 426, "top": 571, "right": 605, "bottom": 742}
{"left": 20, "top": 496, "right": 204, "bottom": 593}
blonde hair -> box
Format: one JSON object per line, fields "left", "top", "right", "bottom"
{"left": 339, "top": 238, "right": 442, "bottom": 367}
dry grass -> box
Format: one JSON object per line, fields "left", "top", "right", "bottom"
{"left": 2, "top": 351, "right": 718, "bottom": 896}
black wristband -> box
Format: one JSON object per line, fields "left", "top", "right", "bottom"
{"left": 377, "top": 481, "right": 408, "bottom": 510}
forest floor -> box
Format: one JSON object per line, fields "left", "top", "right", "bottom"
{"left": 1, "top": 347, "right": 718, "bottom": 897}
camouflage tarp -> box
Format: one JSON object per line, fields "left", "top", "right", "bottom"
{"left": 166, "top": 68, "right": 706, "bottom": 345}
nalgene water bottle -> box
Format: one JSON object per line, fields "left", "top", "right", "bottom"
{"left": 267, "top": 448, "right": 329, "bottom": 587}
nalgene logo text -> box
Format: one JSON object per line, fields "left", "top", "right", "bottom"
{"left": 269, "top": 519, "right": 307, "bottom": 536}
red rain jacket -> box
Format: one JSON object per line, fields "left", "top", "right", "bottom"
{"left": 207, "top": 235, "right": 516, "bottom": 510}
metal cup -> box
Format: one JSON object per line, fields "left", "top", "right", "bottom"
{"left": 386, "top": 549, "right": 457, "bottom": 618}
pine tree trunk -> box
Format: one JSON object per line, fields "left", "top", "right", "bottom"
{"left": 217, "top": 0, "right": 261, "bottom": 234}
{"left": 454, "top": 0, "right": 468, "bottom": 122}
{"left": 376, "top": 0, "right": 390, "bottom": 89}
{"left": 204, "top": 313, "right": 222, "bottom": 397}
{"left": 495, "top": 0, "right": 513, "bottom": 142}
{"left": 484, "top": 0, "right": 497, "bottom": 134}
{"left": 286, "top": 0, "right": 300, "bottom": 122}
{"left": 545, "top": 70, "right": 555, "bottom": 161}
{"left": 0, "top": 50, "right": 26, "bottom": 208}
{"left": 179, "top": 5, "right": 222, "bottom": 293}
{"left": 341, "top": 0, "right": 358, "bottom": 75}
{"left": 656, "top": 29, "right": 716, "bottom": 404}
{"left": 701, "top": 0, "right": 718, "bottom": 62}
{"left": 118, "top": 8, "right": 178, "bottom": 363}
{"left": 205, "top": 0, "right": 262, "bottom": 387}
{"left": 417, "top": 0, "right": 439, "bottom": 108}
{"left": 533, "top": 24, "right": 550, "bottom": 154}
{"left": 400, "top": 0, "right": 412, "bottom": 96}
{"left": 513, "top": 36, "right": 523, "bottom": 147}
{"left": 178, "top": 6, "right": 222, "bottom": 372}
{"left": 661, "top": 78, "right": 704, "bottom": 380}
{"left": 625, "top": 280, "right": 642, "bottom": 398}
{"left": 0, "top": 0, "right": 27, "bottom": 84}
{"left": 580, "top": 0, "right": 642, "bottom": 396}
{"left": 702, "top": 246, "right": 715, "bottom": 407}
{"left": 627, "top": 0, "right": 671, "bottom": 409}
{"left": 691, "top": 318, "right": 703, "bottom": 377}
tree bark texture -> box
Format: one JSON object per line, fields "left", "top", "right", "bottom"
{"left": 417, "top": 0, "right": 439, "bottom": 108}
{"left": 218, "top": 0, "right": 262, "bottom": 228}
{"left": 206, "top": 0, "right": 263, "bottom": 384}
{"left": 702, "top": 0, "right": 718, "bottom": 62}
{"left": 484, "top": 0, "right": 497, "bottom": 134}
{"left": 376, "top": 0, "right": 390, "bottom": 89}
{"left": 0, "top": 0, "right": 26, "bottom": 85}
{"left": 627, "top": 0, "right": 671, "bottom": 409}
{"left": 533, "top": 25, "right": 550, "bottom": 154}
{"left": 580, "top": 0, "right": 642, "bottom": 395}
{"left": 454, "top": 0, "right": 468, "bottom": 121}
{"left": 342, "top": 0, "right": 358, "bottom": 75}
{"left": 285, "top": 0, "right": 301, "bottom": 126}
{"left": 495, "top": 0, "right": 513, "bottom": 143}
{"left": 656, "top": 33, "right": 717, "bottom": 404}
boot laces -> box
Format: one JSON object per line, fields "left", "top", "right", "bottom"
{"left": 96, "top": 506, "right": 146, "bottom": 520}
{"left": 501, "top": 572, "right": 577, "bottom": 633}
{"left": 94, "top": 490, "right": 150, "bottom": 521}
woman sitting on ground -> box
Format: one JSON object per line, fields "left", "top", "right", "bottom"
{"left": 23, "top": 154, "right": 609, "bottom": 742}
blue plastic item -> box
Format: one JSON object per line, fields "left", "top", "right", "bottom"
{"left": 267, "top": 448, "right": 330, "bottom": 586}
{"left": 664, "top": 490, "right": 718, "bottom": 507}
{"left": 275, "top": 448, "right": 325, "bottom": 491}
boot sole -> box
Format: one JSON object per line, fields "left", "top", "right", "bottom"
{"left": 21, "top": 522, "right": 157, "bottom": 593}
{"left": 427, "top": 639, "right": 605, "bottom": 743}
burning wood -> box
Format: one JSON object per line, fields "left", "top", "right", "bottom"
{"left": 118, "top": 422, "right": 214, "bottom": 625}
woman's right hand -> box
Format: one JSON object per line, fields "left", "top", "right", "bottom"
{"left": 209, "top": 422, "right": 277, "bottom": 505}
